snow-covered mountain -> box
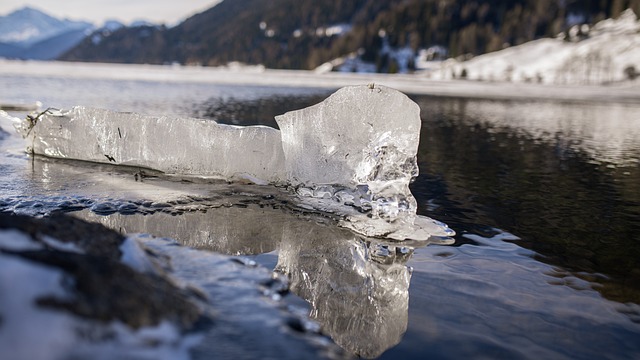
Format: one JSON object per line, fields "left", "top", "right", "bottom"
{"left": 0, "top": 6, "right": 94, "bottom": 60}
{"left": 101, "top": 20, "right": 125, "bottom": 32}
{"left": 429, "top": 9, "right": 640, "bottom": 85}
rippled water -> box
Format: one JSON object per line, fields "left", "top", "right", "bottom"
{"left": 411, "top": 97, "right": 640, "bottom": 301}
{"left": 1, "top": 70, "right": 640, "bottom": 359}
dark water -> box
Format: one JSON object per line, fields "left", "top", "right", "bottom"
{"left": 195, "top": 91, "right": 640, "bottom": 306}
{"left": 394, "top": 97, "right": 640, "bottom": 359}
{"left": 410, "top": 98, "right": 640, "bottom": 303}
{"left": 1, "top": 74, "right": 640, "bottom": 359}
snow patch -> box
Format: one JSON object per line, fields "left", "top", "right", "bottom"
{"left": 41, "top": 235, "right": 84, "bottom": 253}
{"left": 0, "top": 229, "right": 43, "bottom": 251}
{"left": 0, "top": 231, "right": 201, "bottom": 360}
{"left": 0, "top": 254, "right": 77, "bottom": 360}
{"left": 119, "top": 237, "right": 159, "bottom": 273}
{"left": 431, "top": 9, "right": 640, "bottom": 85}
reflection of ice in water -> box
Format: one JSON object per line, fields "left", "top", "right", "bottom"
{"left": 418, "top": 98, "right": 640, "bottom": 166}
{"left": 71, "top": 199, "right": 450, "bottom": 359}
{"left": 276, "top": 225, "right": 412, "bottom": 359}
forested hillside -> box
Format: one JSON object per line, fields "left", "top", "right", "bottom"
{"left": 60, "top": 0, "right": 640, "bottom": 71}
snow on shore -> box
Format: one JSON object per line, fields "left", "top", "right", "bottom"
{"left": 432, "top": 9, "right": 640, "bottom": 86}
{"left": 1, "top": 58, "right": 638, "bottom": 104}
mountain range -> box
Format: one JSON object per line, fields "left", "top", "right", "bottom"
{"left": 59, "top": 0, "right": 640, "bottom": 71}
{"left": 0, "top": 7, "right": 95, "bottom": 60}
{"left": 3, "top": 1, "right": 640, "bottom": 72}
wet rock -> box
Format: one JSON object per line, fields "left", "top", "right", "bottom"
{"left": 117, "top": 202, "right": 139, "bottom": 214}
{"left": 0, "top": 213, "right": 351, "bottom": 359}
{"left": 33, "top": 250, "right": 200, "bottom": 329}
{"left": 0, "top": 213, "right": 124, "bottom": 259}
{"left": 0, "top": 213, "right": 203, "bottom": 331}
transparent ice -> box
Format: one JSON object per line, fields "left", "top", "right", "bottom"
{"left": 14, "top": 107, "right": 286, "bottom": 184}
{"left": 276, "top": 85, "right": 454, "bottom": 240}
{"left": 11, "top": 85, "right": 454, "bottom": 241}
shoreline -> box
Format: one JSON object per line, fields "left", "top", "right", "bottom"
{"left": 1, "top": 59, "right": 639, "bottom": 105}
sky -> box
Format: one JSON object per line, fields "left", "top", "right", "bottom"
{"left": 0, "top": 0, "right": 223, "bottom": 26}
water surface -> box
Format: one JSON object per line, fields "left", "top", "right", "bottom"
{"left": 1, "top": 69, "right": 640, "bottom": 359}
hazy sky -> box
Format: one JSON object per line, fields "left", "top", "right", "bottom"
{"left": 0, "top": 0, "right": 223, "bottom": 25}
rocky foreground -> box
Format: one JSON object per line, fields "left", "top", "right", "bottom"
{"left": 0, "top": 213, "right": 348, "bottom": 360}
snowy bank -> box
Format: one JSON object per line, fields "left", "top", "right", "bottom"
{"left": 2, "top": 59, "right": 640, "bottom": 104}
{"left": 432, "top": 9, "right": 640, "bottom": 86}
{"left": 0, "top": 214, "right": 204, "bottom": 360}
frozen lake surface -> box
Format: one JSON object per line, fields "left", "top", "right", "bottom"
{"left": 1, "top": 62, "right": 640, "bottom": 359}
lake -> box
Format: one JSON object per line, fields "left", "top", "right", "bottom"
{"left": 1, "top": 63, "right": 639, "bottom": 359}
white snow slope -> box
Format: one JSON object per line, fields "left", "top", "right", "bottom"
{"left": 432, "top": 9, "right": 640, "bottom": 85}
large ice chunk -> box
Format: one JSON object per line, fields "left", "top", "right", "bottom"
{"left": 276, "top": 85, "right": 453, "bottom": 240}
{"left": 276, "top": 85, "right": 420, "bottom": 187}
{"left": 15, "top": 107, "right": 286, "bottom": 184}
{"left": 10, "top": 85, "right": 454, "bottom": 241}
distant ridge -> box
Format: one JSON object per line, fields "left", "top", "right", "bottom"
{"left": 0, "top": 6, "right": 94, "bottom": 60}
{"left": 59, "top": 0, "right": 640, "bottom": 71}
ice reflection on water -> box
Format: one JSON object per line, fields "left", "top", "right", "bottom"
{"left": 72, "top": 201, "right": 423, "bottom": 358}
